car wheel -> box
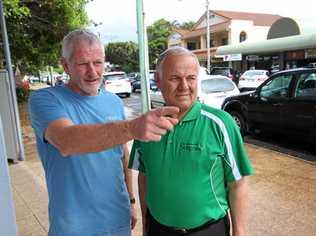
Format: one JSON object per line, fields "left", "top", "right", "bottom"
{"left": 230, "top": 111, "right": 246, "bottom": 136}
{"left": 126, "top": 93, "right": 131, "bottom": 98}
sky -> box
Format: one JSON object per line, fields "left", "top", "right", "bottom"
{"left": 85, "top": 0, "right": 315, "bottom": 44}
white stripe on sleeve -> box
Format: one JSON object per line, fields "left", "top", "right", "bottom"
{"left": 201, "top": 110, "right": 242, "bottom": 181}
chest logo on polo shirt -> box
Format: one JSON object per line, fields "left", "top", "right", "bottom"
{"left": 180, "top": 143, "right": 202, "bottom": 152}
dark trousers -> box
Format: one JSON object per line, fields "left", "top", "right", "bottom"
{"left": 146, "top": 211, "right": 230, "bottom": 236}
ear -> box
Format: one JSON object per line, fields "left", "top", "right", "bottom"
{"left": 60, "top": 57, "right": 70, "bottom": 74}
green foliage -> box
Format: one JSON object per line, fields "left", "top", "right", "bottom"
{"left": 146, "top": 19, "right": 196, "bottom": 68}
{"left": 54, "top": 65, "right": 65, "bottom": 74}
{"left": 2, "top": 0, "right": 89, "bottom": 74}
{"left": 177, "top": 21, "right": 195, "bottom": 30}
{"left": 16, "top": 87, "right": 30, "bottom": 103}
{"left": 105, "top": 41, "right": 139, "bottom": 73}
{"left": 121, "top": 64, "right": 134, "bottom": 73}
{"left": 15, "top": 81, "right": 30, "bottom": 103}
{"left": 147, "top": 19, "right": 175, "bottom": 68}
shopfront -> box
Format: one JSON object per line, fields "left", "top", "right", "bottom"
{"left": 216, "top": 33, "right": 316, "bottom": 73}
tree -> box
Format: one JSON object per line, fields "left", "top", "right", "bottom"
{"left": 146, "top": 19, "right": 175, "bottom": 68}
{"left": 177, "top": 21, "right": 195, "bottom": 30}
{"left": 146, "top": 19, "right": 195, "bottom": 68}
{"left": 105, "top": 41, "right": 139, "bottom": 73}
{"left": 2, "top": 0, "right": 89, "bottom": 74}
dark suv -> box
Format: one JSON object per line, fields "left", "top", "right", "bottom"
{"left": 130, "top": 73, "right": 158, "bottom": 92}
{"left": 210, "top": 67, "right": 240, "bottom": 84}
{"left": 222, "top": 68, "right": 316, "bottom": 142}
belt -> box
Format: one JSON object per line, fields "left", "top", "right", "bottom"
{"left": 150, "top": 213, "right": 225, "bottom": 235}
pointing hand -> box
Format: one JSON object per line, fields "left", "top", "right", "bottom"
{"left": 130, "top": 106, "right": 179, "bottom": 141}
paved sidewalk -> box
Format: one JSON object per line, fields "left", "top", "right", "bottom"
{"left": 9, "top": 160, "right": 48, "bottom": 236}
{"left": 8, "top": 102, "right": 316, "bottom": 236}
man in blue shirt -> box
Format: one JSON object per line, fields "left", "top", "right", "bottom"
{"left": 28, "top": 29, "right": 179, "bottom": 236}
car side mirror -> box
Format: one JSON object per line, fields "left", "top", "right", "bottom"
{"left": 260, "top": 96, "right": 268, "bottom": 102}
{"left": 256, "top": 90, "right": 269, "bottom": 101}
{"left": 249, "top": 91, "right": 257, "bottom": 98}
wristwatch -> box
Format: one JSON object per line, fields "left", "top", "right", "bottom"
{"left": 130, "top": 198, "right": 136, "bottom": 204}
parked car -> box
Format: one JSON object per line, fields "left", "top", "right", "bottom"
{"left": 131, "top": 73, "right": 158, "bottom": 92}
{"left": 270, "top": 64, "right": 280, "bottom": 74}
{"left": 209, "top": 67, "right": 240, "bottom": 84}
{"left": 198, "top": 75, "right": 240, "bottom": 108}
{"left": 27, "top": 75, "right": 40, "bottom": 83}
{"left": 46, "top": 73, "right": 62, "bottom": 85}
{"left": 222, "top": 67, "right": 316, "bottom": 140}
{"left": 305, "top": 62, "right": 316, "bottom": 68}
{"left": 148, "top": 73, "right": 158, "bottom": 90}
{"left": 238, "top": 69, "right": 270, "bottom": 92}
{"left": 126, "top": 72, "right": 140, "bottom": 83}
{"left": 55, "top": 74, "right": 69, "bottom": 86}
{"left": 103, "top": 71, "right": 132, "bottom": 97}
{"left": 150, "top": 74, "right": 239, "bottom": 109}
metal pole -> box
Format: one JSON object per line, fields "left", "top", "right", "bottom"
{"left": 0, "top": 0, "right": 24, "bottom": 161}
{"left": 136, "top": 0, "right": 151, "bottom": 113}
{"left": 38, "top": 70, "right": 42, "bottom": 82}
{"left": 49, "top": 66, "right": 54, "bottom": 86}
{"left": 206, "top": 0, "right": 211, "bottom": 72}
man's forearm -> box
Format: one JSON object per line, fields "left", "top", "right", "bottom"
{"left": 47, "top": 120, "right": 135, "bottom": 156}
{"left": 229, "top": 177, "right": 249, "bottom": 236}
{"left": 123, "top": 144, "right": 134, "bottom": 199}
{"left": 46, "top": 106, "right": 179, "bottom": 156}
{"left": 123, "top": 144, "right": 137, "bottom": 229}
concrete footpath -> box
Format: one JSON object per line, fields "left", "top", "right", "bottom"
{"left": 8, "top": 102, "right": 316, "bottom": 236}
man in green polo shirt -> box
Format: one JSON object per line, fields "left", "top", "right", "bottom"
{"left": 129, "top": 46, "right": 253, "bottom": 236}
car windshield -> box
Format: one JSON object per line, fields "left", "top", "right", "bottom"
{"left": 210, "top": 68, "right": 229, "bottom": 76}
{"left": 104, "top": 74, "right": 126, "bottom": 80}
{"left": 201, "top": 78, "right": 235, "bottom": 93}
{"left": 127, "top": 73, "right": 138, "bottom": 78}
{"left": 244, "top": 70, "right": 266, "bottom": 76}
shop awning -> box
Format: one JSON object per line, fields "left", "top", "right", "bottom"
{"left": 216, "top": 33, "right": 316, "bottom": 55}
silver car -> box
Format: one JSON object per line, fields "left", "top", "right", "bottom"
{"left": 150, "top": 74, "right": 239, "bottom": 109}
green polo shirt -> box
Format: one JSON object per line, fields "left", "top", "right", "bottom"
{"left": 129, "top": 102, "right": 253, "bottom": 229}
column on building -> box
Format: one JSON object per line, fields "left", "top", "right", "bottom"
{"left": 200, "top": 34, "right": 206, "bottom": 50}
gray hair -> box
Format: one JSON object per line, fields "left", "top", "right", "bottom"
{"left": 62, "top": 29, "right": 104, "bottom": 61}
{"left": 156, "top": 46, "right": 200, "bottom": 77}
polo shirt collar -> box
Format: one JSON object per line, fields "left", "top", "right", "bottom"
{"left": 180, "top": 101, "right": 201, "bottom": 123}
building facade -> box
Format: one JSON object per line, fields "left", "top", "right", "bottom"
{"left": 216, "top": 17, "right": 316, "bottom": 73}
{"left": 168, "top": 10, "right": 281, "bottom": 69}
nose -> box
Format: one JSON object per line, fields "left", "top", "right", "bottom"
{"left": 87, "top": 62, "right": 98, "bottom": 77}
{"left": 178, "top": 78, "right": 189, "bottom": 90}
